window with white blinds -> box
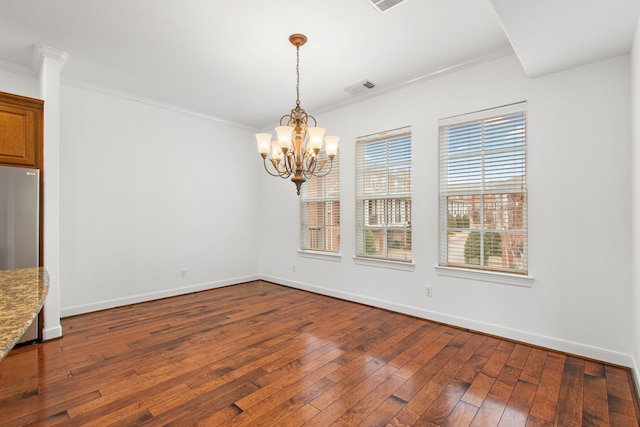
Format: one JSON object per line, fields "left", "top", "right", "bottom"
{"left": 439, "top": 102, "right": 527, "bottom": 274}
{"left": 356, "top": 127, "right": 412, "bottom": 262}
{"left": 300, "top": 150, "right": 340, "bottom": 252}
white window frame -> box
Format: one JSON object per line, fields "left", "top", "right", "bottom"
{"left": 299, "top": 149, "right": 340, "bottom": 255}
{"left": 437, "top": 103, "right": 533, "bottom": 286}
{"left": 355, "top": 127, "right": 413, "bottom": 267}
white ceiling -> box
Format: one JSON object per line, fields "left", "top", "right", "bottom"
{"left": 0, "top": 0, "right": 637, "bottom": 130}
{"left": 490, "top": 0, "right": 640, "bottom": 77}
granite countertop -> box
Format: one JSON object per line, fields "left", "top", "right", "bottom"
{"left": 0, "top": 267, "right": 49, "bottom": 361}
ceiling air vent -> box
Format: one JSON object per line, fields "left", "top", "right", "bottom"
{"left": 367, "top": 0, "right": 407, "bottom": 14}
{"left": 344, "top": 80, "right": 376, "bottom": 95}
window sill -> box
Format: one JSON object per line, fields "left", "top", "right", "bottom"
{"left": 353, "top": 256, "right": 415, "bottom": 271}
{"left": 434, "top": 265, "right": 533, "bottom": 287}
{"left": 298, "top": 250, "right": 342, "bottom": 262}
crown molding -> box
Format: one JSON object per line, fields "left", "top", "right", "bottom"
{"left": 31, "top": 44, "right": 70, "bottom": 75}
{"left": 0, "top": 55, "right": 256, "bottom": 131}
{"left": 62, "top": 77, "right": 256, "bottom": 131}
{"left": 0, "top": 58, "right": 37, "bottom": 78}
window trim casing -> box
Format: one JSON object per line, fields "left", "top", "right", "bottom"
{"left": 355, "top": 126, "right": 413, "bottom": 265}
{"left": 353, "top": 256, "right": 415, "bottom": 271}
{"left": 437, "top": 102, "right": 531, "bottom": 285}
{"left": 434, "top": 265, "right": 533, "bottom": 287}
{"left": 298, "top": 249, "right": 342, "bottom": 262}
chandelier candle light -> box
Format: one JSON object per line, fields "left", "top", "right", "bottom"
{"left": 256, "top": 33, "right": 339, "bottom": 195}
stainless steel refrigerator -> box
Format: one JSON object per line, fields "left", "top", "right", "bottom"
{"left": 0, "top": 165, "right": 40, "bottom": 342}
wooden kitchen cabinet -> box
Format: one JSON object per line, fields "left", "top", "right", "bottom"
{"left": 0, "top": 92, "right": 43, "bottom": 168}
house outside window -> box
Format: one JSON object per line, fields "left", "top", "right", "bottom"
{"left": 300, "top": 150, "right": 340, "bottom": 252}
{"left": 356, "top": 127, "right": 412, "bottom": 262}
{"left": 438, "top": 102, "right": 528, "bottom": 274}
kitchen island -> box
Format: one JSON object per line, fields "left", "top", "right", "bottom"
{"left": 0, "top": 267, "right": 49, "bottom": 360}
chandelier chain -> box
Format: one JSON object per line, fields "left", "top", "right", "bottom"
{"left": 296, "top": 46, "right": 300, "bottom": 107}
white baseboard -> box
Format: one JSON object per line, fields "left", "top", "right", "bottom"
{"left": 633, "top": 354, "right": 640, "bottom": 400}
{"left": 261, "top": 275, "right": 634, "bottom": 368}
{"left": 60, "top": 274, "right": 260, "bottom": 318}
{"left": 42, "top": 325, "right": 62, "bottom": 340}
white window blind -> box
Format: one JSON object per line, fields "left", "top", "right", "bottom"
{"left": 439, "top": 102, "right": 528, "bottom": 274}
{"left": 356, "top": 127, "right": 412, "bottom": 262}
{"left": 300, "top": 150, "right": 340, "bottom": 252}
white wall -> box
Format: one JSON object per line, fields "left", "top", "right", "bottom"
{"left": 631, "top": 17, "right": 640, "bottom": 387}
{"left": 260, "top": 54, "right": 633, "bottom": 366}
{"left": 58, "top": 83, "right": 262, "bottom": 315}
{"left": 0, "top": 68, "right": 39, "bottom": 99}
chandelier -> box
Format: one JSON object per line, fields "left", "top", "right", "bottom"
{"left": 255, "top": 33, "right": 339, "bottom": 195}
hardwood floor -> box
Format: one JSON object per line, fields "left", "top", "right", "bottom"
{"left": 0, "top": 281, "right": 638, "bottom": 426}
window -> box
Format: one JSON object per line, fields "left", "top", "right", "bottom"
{"left": 356, "top": 127, "right": 412, "bottom": 262}
{"left": 300, "top": 150, "right": 340, "bottom": 252}
{"left": 439, "top": 102, "right": 528, "bottom": 275}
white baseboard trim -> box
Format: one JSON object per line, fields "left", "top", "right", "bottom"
{"left": 262, "top": 275, "right": 634, "bottom": 368}
{"left": 42, "top": 325, "right": 62, "bottom": 340}
{"left": 632, "top": 355, "right": 640, "bottom": 399}
{"left": 60, "top": 274, "right": 260, "bottom": 318}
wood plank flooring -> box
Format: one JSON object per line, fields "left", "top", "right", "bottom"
{"left": 0, "top": 280, "right": 638, "bottom": 426}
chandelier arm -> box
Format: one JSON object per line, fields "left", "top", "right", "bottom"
{"left": 280, "top": 114, "right": 292, "bottom": 126}
{"left": 301, "top": 154, "right": 322, "bottom": 179}
{"left": 302, "top": 153, "right": 316, "bottom": 175}
{"left": 285, "top": 152, "right": 296, "bottom": 175}
{"left": 263, "top": 159, "right": 291, "bottom": 178}
{"left": 273, "top": 158, "right": 290, "bottom": 176}
{"left": 317, "top": 159, "right": 332, "bottom": 177}
{"left": 304, "top": 158, "right": 331, "bottom": 179}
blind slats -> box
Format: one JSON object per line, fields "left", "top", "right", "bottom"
{"left": 300, "top": 149, "right": 340, "bottom": 252}
{"left": 439, "top": 103, "right": 528, "bottom": 274}
{"left": 356, "top": 127, "right": 412, "bottom": 262}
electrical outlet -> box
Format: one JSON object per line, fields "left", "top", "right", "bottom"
{"left": 425, "top": 286, "right": 432, "bottom": 297}
{"left": 292, "top": 265, "right": 296, "bottom": 273}
{"left": 180, "top": 269, "right": 187, "bottom": 278}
